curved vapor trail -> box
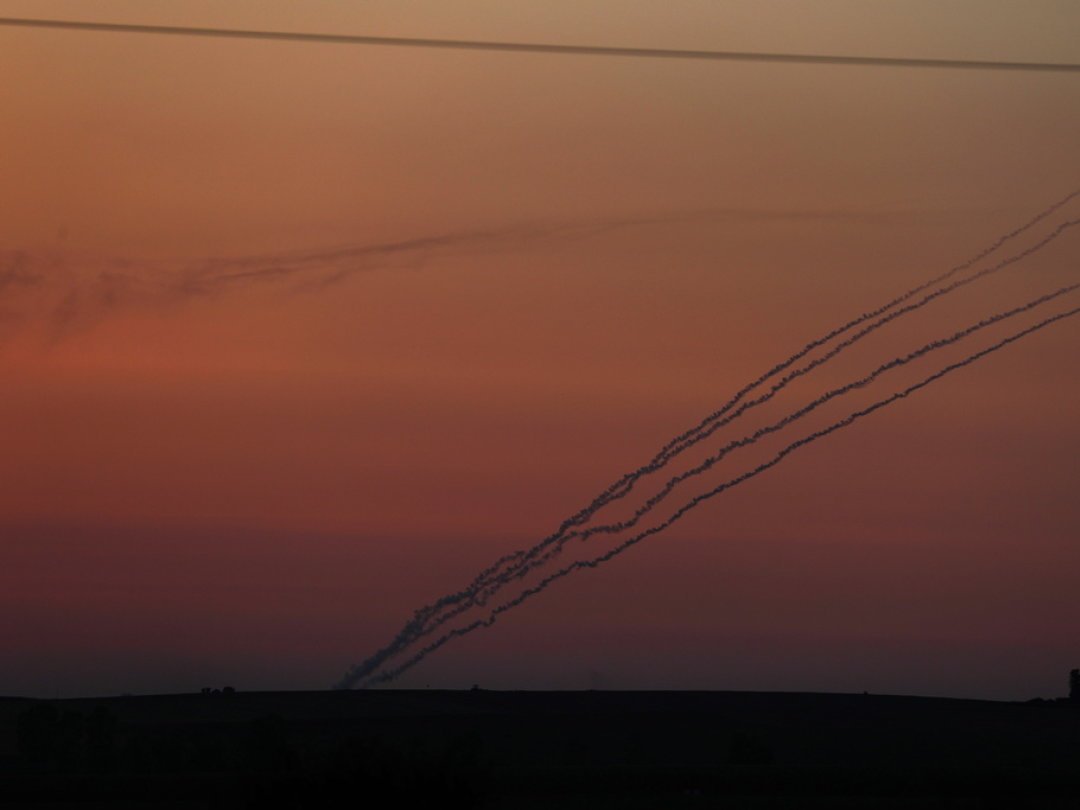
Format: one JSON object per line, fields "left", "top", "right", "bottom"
{"left": 457, "top": 196, "right": 1080, "bottom": 579}
{"left": 37, "top": 214, "right": 707, "bottom": 327}
{"left": 182, "top": 209, "right": 893, "bottom": 291}
{"left": 336, "top": 202, "right": 1079, "bottom": 687}
{"left": 376, "top": 272, "right": 1080, "bottom": 645}
{"left": 349, "top": 281, "right": 1080, "bottom": 666}
{"left": 429, "top": 205, "right": 1080, "bottom": 586}
{"left": 357, "top": 302, "right": 1080, "bottom": 687}
{"left": 503, "top": 221, "right": 1080, "bottom": 551}
{"left": 178, "top": 223, "right": 593, "bottom": 293}
{"left": 490, "top": 281, "right": 1080, "bottom": 563}
{"left": 185, "top": 210, "right": 865, "bottom": 293}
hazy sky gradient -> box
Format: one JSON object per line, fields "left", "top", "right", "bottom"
{"left": 1, "top": 1, "right": 1078, "bottom": 699}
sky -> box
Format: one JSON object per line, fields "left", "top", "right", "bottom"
{"left": 1, "top": 1, "right": 1078, "bottom": 699}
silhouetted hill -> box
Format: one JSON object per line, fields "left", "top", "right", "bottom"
{"left": 2, "top": 689, "right": 1078, "bottom": 807}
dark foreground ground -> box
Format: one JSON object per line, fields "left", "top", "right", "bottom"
{"left": 1, "top": 689, "right": 1077, "bottom": 808}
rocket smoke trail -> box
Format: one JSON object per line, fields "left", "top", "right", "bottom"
{"left": 452, "top": 199, "right": 1080, "bottom": 589}
{"left": 337, "top": 200, "right": 1079, "bottom": 688}
{"left": 352, "top": 301, "right": 1080, "bottom": 688}
{"left": 432, "top": 281, "right": 1080, "bottom": 599}
{"left": 352, "top": 276, "right": 1080, "bottom": 669}
{"left": 341, "top": 198, "right": 1079, "bottom": 687}
{"left": 340, "top": 281, "right": 1080, "bottom": 686}
{"left": 494, "top": 221, "right": 1080, "bottom": 555}
{"left": 341, "top": 281, "right": 1080, "bottom": 678}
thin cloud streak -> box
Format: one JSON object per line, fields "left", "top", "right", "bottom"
{"left": 1, "top": 206, "right": 922, "bottom": 336}
{"left": 172, "top": 208, "right": 928, "bottom": 293}
{"left": 0, "top": 250, "right": 44, "bottom": 291}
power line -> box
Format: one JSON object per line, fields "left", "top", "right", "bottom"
{"left": 2, "top": 16, "right": 1079, "bottom": 73}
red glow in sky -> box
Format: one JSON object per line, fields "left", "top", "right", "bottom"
{"left": 1, "top": 1, "right": 1078, "bottom": 699}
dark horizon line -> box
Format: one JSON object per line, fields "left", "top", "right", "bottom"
{"left": 2, "top": 16, "right": 1080, "bottom": 73}
{"left": 2, "top": 687, "right": 1066, "bottom": 704}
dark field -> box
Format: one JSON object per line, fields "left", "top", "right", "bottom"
{"left": 1, "top": 689, "right": 1078, "bottom": 808}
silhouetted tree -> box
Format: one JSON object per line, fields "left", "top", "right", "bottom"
{"left": 1070, "top": 668, "right": 1079, "bottom": 701}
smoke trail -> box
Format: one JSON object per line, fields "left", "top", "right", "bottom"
{"left": 354, "top": 302, "right": 1080, "bottom": 687}
{"left": 344, "top": 205, "right": 1080, "bottom": 686}
{"left": 177, "top": 225, "right": 560, "bottom": 293}
{"left": 468, "top": 196, "right": 1080, "bottom": 566}
{"left": 526, "top": 191, "right": 1079, "bottom": 519}
{"left": 20, "top": 213, "right": 704, "bottom": 330}
{"left": 336, "top": 205, "right": 1079, "bottom": 686}
{"left": 340, "top": 280, "right": 1080, "bottom": 686}
{"left": 555, "top": 219, "right": 1080, "bottom": 524}
{"left": 424, "top": 200, "right": 1080, "bottom": 593}
{"left": 182, "top": 209, "right": 827, "bottom": 293}
{"left": 504, "top": 281, "right": 1080, "bottom": 559}
{"left": 0, "top": 250, "right": 43, "bottom": 292}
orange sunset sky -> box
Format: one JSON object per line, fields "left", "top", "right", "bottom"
{"left": 1, "top": 1, "right": 1079, "bottom": 698}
